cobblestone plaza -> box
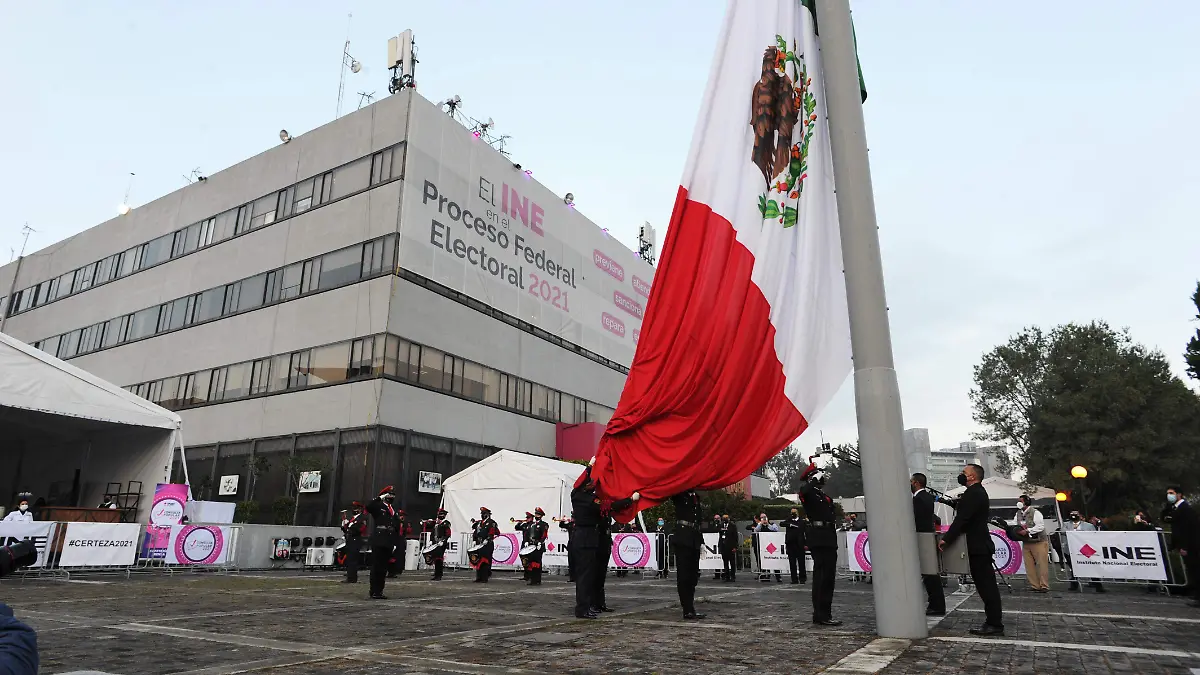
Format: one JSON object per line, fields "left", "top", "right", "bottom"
{"left": 7, "top": 569, "right": 1199, "bottom": 674}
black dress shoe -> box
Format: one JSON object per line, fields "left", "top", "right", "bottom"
{"left": 683, "top": 612, "right": 706, "bottom": 620}
{"left": 369, "top": 594, "right": 388, "bottom": 600}
{"left": 812, "top": 617, "right": 843, "bottom": 626}
{"left": 341, "top": 579, "right": 357, "bottom": 584}
{"left": 575, "top": 612, "right": 597, "bottom": 620}
{"left": 969, "top": 624, "right": 1004, "bottom": 636}
{"left": 597, "top": 605, "right": 614, "bottom": 612}
{"left": 926, "top": 609, "right": 946, "bottom": 616}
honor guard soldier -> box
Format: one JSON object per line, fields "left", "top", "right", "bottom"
{"left": 340, "top": 502, "right": 367, "bottom": 583}
{"left": 427, "top": 508, "right": 452, "bottom": 581}
{"left": 470, "top": 507, "right": 500, "bottom": 582}
{"left": 527, "top": 508, "right": 550, "bottom": 585}
{"left": 671, "top": 490, "right": 706, "bottom": 620}
{"left": 799, "top": 463, "right": 841, "bottom": 625}
{"left": 558, "top": 515, "right": 577, "bottom": 582}
{"left": 365, "top": 486, "right": 400, "bottom": 599}
{"left": 569, "top": 462, "right": 638, "bottom": 619}
{"left": 515, "top": 512, "right": 535, "bottom": 580}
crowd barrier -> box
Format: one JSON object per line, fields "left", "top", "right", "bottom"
{"left": 0, "top": 521, "right": 241, "bottom": 579}
{"left": 1051, "top": 530, "right": 1188, "bottom": 592}
{"left": 410, "top": 531, "right": 669, "bottom": 575}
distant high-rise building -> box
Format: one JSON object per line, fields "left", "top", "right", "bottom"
{"left": 928, "top": 441, "right": 1010, "bottom": 493}
{"left": 903, "top": 428, "right": 930, "bottom": 477}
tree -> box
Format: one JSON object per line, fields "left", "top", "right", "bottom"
{"left": 822, "top": 444, "right": 864, "bottom": 498}
{"left": 972, "top": 321, "right": 1200, "bottom": 515}
{"left": 762, "top": 445, "right": 808, "bottom": 495}
{"left": 1186, "top": 281, "right": 1200, "bottom": 381}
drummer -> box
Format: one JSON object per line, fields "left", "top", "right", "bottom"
{"left": 515, "top": 512, "right": 535, "bottom": 580}
{"left": 470, "top": 507, "right": 501, "bottom": 583}
{"left": 526, "top": 507, "right": 551, "bottom": 586}
{"left": 423, "top": 508, "right": 452, "bottom": 581}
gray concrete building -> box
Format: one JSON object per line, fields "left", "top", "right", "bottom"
{"left": 0, "top": 90, "right": 653, "bottom": 524}
{"left": 927, "top": 441, "right": 1009, "bottom": 493}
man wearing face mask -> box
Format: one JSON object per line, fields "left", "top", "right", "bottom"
{"left": 799, "top": 462, "right": 840, "bottom": 625}
{"left": 2, "top": 497, "right": 33, "bottom": 523}
{"left": 1014, "top": 494, "right": 1049, "bottom": 593}
{"left": 939, "top": 464, "right": 1003, "bottom": 635}
{"left": 654, "top": 517, "right": 669, "bottom": 579}
{"left": 718, "top": 514, "right": 738, "bottom": 581}
{"left": 781, "top": 508, "right": 807, "bottom": 584}
{"left": 365, "top": 486, "right": 400, "bottom": 599}
{"left": 1165, "top": 486, "right": 1200, "bottom": 607}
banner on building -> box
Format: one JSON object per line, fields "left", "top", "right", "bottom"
{"left": 609, "top": 532, "right": 656, "bottom": 569}
{"left": 754, "top": 531, "right": 789, "bottom": 572}
{"left": 0, "top": 521, "right": 53, "bottom": 568}
{"left": 1065, "top": 531, "right": 1167, "bottom": 581}
{"left": 297, "top": 472, "right": 322, "bottom": 494}
{"left": 59, "top": 523, "right": 141, "bottom": 567}
{"left": 166, "top": 525, "right": 230, "bottom": 565}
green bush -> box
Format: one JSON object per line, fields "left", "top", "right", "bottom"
{"left": 234, "top": 501, "right": 259, "bottom": 524}
{"left": 272, "top": 496, "right": 296, "bottom": 525}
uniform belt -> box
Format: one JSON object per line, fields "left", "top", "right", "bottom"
{"left": 375, "top": 526, "right": 394, "bottom": 531}
{"left": 808, "top": 520, "right": 834, "bottom": 528}
{"left": 676, "top": 520, "right": 697, "bottom": 528}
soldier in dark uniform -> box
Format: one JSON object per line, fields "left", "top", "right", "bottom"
{"left": 427, "top": 508, "right": 452, "bottom": 581}
{"left": 340, "top": 501, "right": 367, "bottom": 583}
{"left": 718, "top": 514, "right": 738, "bottom": 581}
{"left": 471, "top": 507, "right": 500, "bottom": 583}
{"left": 569, "top": 463, "right": 638, "bottom": 619}
{"left": 388, "top": 509, "right": 414, "bottom": 578}
{"left": 365, "top": 486, "right": 400, "bottom": 599}
{"left": 781, "top": 507, "right": 808, "bottom": 584}
{"left": 527, "top": 507, "right": 550, "bottom": 585}
{"left": 798, "top": 464, "right": 841, "bottom": 625}
{"left": 558, "top": 515, "right": 577, "bottom": 582}
{"left": 671, "top": 490, "right": 706, "bottom": 620}
{"left": 515, "top": 512, "right": 535, "bottom": 581}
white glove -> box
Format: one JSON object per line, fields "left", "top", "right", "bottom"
{"left": 589, "top": 456, "right": 596, "bottom": 467}
{"left": 632, "top": 491, "right": 641, "bottom": 501}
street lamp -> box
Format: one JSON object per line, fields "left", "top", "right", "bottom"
{"left": 1055, "top": 492, "right": 1068, "bottom": 502}
{"left": 1070, "top": 465, "right": 1090, "bottom": 517}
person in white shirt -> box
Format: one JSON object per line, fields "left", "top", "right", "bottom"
{"left": 2, "top": 498, "right": 33, "bottom": 523}
{"left": 1014, "top": 494, "right": 1049, "bottom": 592}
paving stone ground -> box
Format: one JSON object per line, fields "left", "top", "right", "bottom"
{"left": 3, "top": 568, "right": 1198, "bottom": 674}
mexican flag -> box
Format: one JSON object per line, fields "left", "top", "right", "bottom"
{"left": 592, "top": 0, "right": 860, "bottom": 513}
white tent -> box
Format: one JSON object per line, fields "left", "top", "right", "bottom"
{"left": 440, "top": 450, "right": 584, "bottom": 537}
{"left": 937, "top": 476, "right": 1064, "bottom": 530}
{"left": 0, "top": 331, "right": 184, "bottom": 520}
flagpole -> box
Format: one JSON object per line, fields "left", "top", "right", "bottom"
{"left": 816, "top": 0, "right": 928, "bottom": 639}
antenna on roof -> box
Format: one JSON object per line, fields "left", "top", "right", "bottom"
{"left": 335, "top": 14, "right": 363, "bottom": 119}
{"left": 387, "top": 29, "right": 418, "bottom": 94}
{"left": 0, "top": 223, "right": 37, "bottom": 334}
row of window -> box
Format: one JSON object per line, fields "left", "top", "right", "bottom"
{"left": 123, "top": 332, "right": 617, "bottom": 426}
{"left": 3, "top": 144, "right": 404, "bottom": 319}
{"left": 30, "top": 235, "right": 396, "bottom": 361}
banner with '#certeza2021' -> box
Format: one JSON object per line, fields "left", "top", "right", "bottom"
{"left": 59, "top": 523, "right": 141, "bottom": 567}
{"left": 399, "top": 95, "right": 656, "bottom": 369}
{"left": 1065, "top": 530, "right": 1167, "bottom": 581}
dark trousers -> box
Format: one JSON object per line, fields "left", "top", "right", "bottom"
{"left": 969, "top": 554, "right": 1003, "bottom": 627}
{"left": 476, "top": 559, "right": 492, "bottom": 582}
{"left": 1184, "top": 554, "right": 1199, "bottom": 599}
{"left": 432, "top": 559, "right": 444, "bottom": 579}
{"left": 922, "top": 574, "right": 945, "bottom": 612}
{"left": 810, "top": 547, "right": 837, "bottom": 620}
{"left": 574, "top": 545, "right": 598, "bottom": 616}
{"left": 344, "top": 539, "right": 362, "bottom": 583}
{"left": 721, "top": 550, "right": 736, "bottom": 580}
{"left": 592, "top": 546, "right": 609, "bottom": 609}
{"left": 788, "top": 547, "right": 807, "bottom": 582}
{"left": 370, "top": 543, "right": 394, "bottom": 597}
{"left": 389, "top": 542, "right": 405, "bottom": 576}
{"left": 567, "top": 546, "right": 577, "bottom": 582}
{"left": 529, "top": 553, "right": 544, "bottom": 585}
{"left": 675, "top": 544, "right": 700, "bottom": 614}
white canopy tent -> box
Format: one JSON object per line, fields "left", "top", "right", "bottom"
{"left": 937, "top": 476, "right": 1064, "bottom": 531}
{"left": 440, "top": 450, "right": 584, "bottom": 537}
{"left": 0, "top": 331, "right": 185, "bottom": 520}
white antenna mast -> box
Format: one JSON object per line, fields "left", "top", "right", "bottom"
{"left": 335, "top": 13, "right": 362, "bottom": 119}
{"left": 0, "top": 223, "right": 37, "bottom": 334}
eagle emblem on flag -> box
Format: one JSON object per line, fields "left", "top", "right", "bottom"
{"left": 753, "top": 36, "right": 818, "bottom": 228}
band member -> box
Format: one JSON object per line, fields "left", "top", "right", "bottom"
{"left": 527, "top": 508, "right": 550, "bottom": 585}
{"left": 389, "top": 510, "right": 414, "bottom": 578}
{"left": 340, "top": 502, "right": 367, "bottom": 583}
{"left": 569, "top": 462, "right": 639, "bottom": 619}
{"left": 911, "top": 473, "right": 946, "bottom": 615}
{"left": 940, "top": 464, "right": 1004, "bottom": 634}
{"left": 471, "top": 507, "right": 500, "bottom": 583}
{"left": 559, "top": 515, "right": 577, "bottom": 582}
{"left": 718, "top": 514, "right": 738, "bottom": 581}
{"left": 671, "top": 490, "right": 705, "bottom": 620}
{"left": 423, "top": 508, "right": 452, "bottom": 581}
{"left": 365, "top": 486, "right": 400, "bottom": 599}
{"left": 654, "top": 517, "right": 669, "bottom": 579}
{"left": 799, "top": 463, "right": 841, "bottom": 625}
{"left": 515, "top": 512, "right": 535, "bottom": 580}
{"left": 781, "top": 507, "right": 807, "bottom": 584}
{"left": 614, "top": 522, "right": 634, "bottom": 578}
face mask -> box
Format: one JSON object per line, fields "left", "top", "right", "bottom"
{"left": 1071, "top": 515, "right": 1080, "bottom": 521}
{"left": 657, "top": 520, "right": 664, "bottom": 526}
{"left": 18, "top": 505, "right": 28, "bottom": 513}
{"left": 1016, "top": 502, "right": 1025, "bottom": 510}
{"left": 1167, "top": 493, "right": 1178, "bottom": 503}
{"left": 383, "top": 495, "right": 394, "bottom": 504}
{"left": 957, "top": 473, "right": 968, "bottom": 487}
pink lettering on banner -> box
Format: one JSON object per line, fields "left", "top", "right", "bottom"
{"left": 593, "top": 249, "right": 625, "bottom": 282}
{"left": 631, "top": 275, "right": 652, "bottom": 298}
{"left": 601, "top": 312, "right": 626, "bottom": 338}
{"left": 501, "top": 183, "right": 545, "bottom": 236}
{"left": 613, "top": 290, "right": 644, "bottom": 319}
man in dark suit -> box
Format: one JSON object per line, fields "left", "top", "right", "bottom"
{"left": 1166, "top": 486, "right": 1200, "bottom": 607}
{"left": 939, "top": 464, "right": 1003, "bottom": 634}
{"left": 911, "top": 473, "right": 945, "bottom": 615}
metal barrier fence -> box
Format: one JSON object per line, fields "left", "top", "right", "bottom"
{"left": 1051, "top": 530, "right": 1188, "bottom": 592}
{"left": 2, "top": 521, "right": 241, "bottom": 580}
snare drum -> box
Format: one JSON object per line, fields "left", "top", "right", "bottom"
{"left": 467, "top": 540, "right": 488, "bottom": 567}
{"left": 421, "top": 540, "right": 443, "bottom": 566}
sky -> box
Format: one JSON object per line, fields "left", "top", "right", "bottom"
{"left": 2, "top": 2, "right": 1198, "bottom": 453}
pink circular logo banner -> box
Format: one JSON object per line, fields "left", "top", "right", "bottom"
{"left": 988, "top": 529, "right": 1022, "bottom": 575}
{"left": 852, "top": 531, "right": 871, "bottom": 572}
{"left": 611, "top": 533, "right": 652, "bottom": 567}
{"left": 173, "top": 525, "right": 225, "bottom": 565}
{"left": 492, "top": 533, "right": 520, "bottom": 565}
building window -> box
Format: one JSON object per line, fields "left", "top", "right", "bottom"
{"left": 222, "top": 283, "right": 241, "bottom": 316}
{"left": 95, "top": 253, "right": 120, "bottom": 285}
{"left": 141, "top": 234, "right": 174, "bottom": 269}
{"left": 248, "top": 194, "right": 276, "bottom": 231}
{"left": 39, "top": 334, "right": 61, "bottom": 357}
{"left": 349, "top": 337, "right": 377, "bottom": 379}
{"left": 309, "top": 342, "right": 350, "bottom": 386}
{"left": 318, "top": 245, "right": 362, "bottom": 290}
{"left": 264, "top": 269, "right": 283, "bottom": 305}
{"left": 419, "top": 347, "right": 445, "bottom": 389}
{"left": 280, "top": 262, "right": 303, "bottom": 300}
{"left": 237, "top": 273, "right": 268, "bottom": 312}
{"left": 317, "top": 172, "right": 333, "bottom": 205}
{"left": 292, "top": 179, "right": 314, "bottom": 214}
{"left": 268, "top": 354, "right": 292, "bottom": 392}
{"left": 361, "top": 237, "right": 394, "bottom": 277}
{"left": 288, "top": 351, "right": 310, "bottom": 389}
{"left": 331, "top": 156, "right": 371, "bottom": 200}
{"left": 52, "top": 271, "right": 75, "bottom": 301}
{"left": 118, "top": 245, "right": 142, "bottom": 278}
{"left": 301, "top": 259, "right": 321, "bottom": 294}
{"left": 462, "top": 361, "right": 487, "bottom": 401}
{"left": 102, "top": 315, "right": 129, "bottom": 348}
{"left": 193, "top": 287, "right": 224, "bottom": 324}
{"left": 234, "top": 205, "right": 251, "bottom": 235}
{"left": 78, "top": 322, "right": 105, "bottom": 354}
{"left": 249, "top": 358, "right": 271, "bottom": 395}
{"left": 370, "top": 148, "right": 395, "bottom": 185}
{"left": 127, "top": 306, "right": 160, "bottom": 341}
